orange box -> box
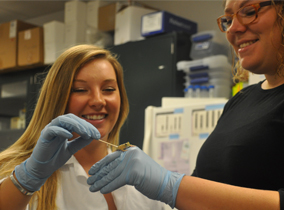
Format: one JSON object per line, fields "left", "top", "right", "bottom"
{"left": 98, "top": 3, "right": 117, "bottom": 32}
{"left": 0, "top": 20, "right": 36, "bottom": 70}
{"left": 18, "top": 27, "right": 44, "bottom": 66}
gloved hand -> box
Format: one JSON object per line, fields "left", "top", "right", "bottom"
{"left": 87, "top": 147, "right": 185, "bottom": 208}
{"left": 15, "top": 113, "right": 101, "bottom": 192}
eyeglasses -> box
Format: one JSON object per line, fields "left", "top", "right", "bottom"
{"left": 217, "top": 1, "right": 272, "bottom": 32}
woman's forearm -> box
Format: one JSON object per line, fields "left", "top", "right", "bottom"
{"left": 175, "top": 176, "right": 280, "bottom": 210}
{"left": 0, "top": 175, "right": 31, "bottom": 210}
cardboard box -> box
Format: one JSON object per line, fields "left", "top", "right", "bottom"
{"left": 0, "top": 20, "right": 36, "bottom": 70}
{"left": 98, "top": 3, "right": 116, "bottom": 32}
{"left": 43, "top": 21, "right": 65, "bottom": 64}
{"left": 18, "top": 27, "right": 44, "bottom": 66}
{"left": 64, "top": 1, "right": 87, "bottom": 23}
{"left": 114, "top": 6, "right": 156, "bottom": 45}
{"left": 64, "top": 20, "right": 86, "bottom": 48}
{"left": 98, "top": 2, "right": 125, "bottom": 32}
{"left": 43, "top": 21, "right": 65, "bottom": 44}
{"left": 44, "top": 42, "right": 65, "bottom": 64}
{"left": 87, "top": 0, "right": 109, "bottom": 28}
{"left": 141, "top": 11, "right": 198, "bottom": 37}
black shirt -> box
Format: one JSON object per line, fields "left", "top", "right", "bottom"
{"left": 192, "top": 81, "right": 284, "bottom": 209}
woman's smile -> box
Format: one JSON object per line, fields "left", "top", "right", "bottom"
{"left": 82, "top": 114, "right": 107, "bottom": 120}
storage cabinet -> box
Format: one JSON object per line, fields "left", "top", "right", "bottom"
{"left": 0, "top": 67, "right": 47, "bottom": 150}
{"left": 110, "top": 32, "right": 192, "bottom": 149}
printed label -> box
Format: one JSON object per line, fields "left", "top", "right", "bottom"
{"left": 9, "top": 20, "right": 17, "bottom": 38}
{"left": 24, "top": 30, "right": 31, "bottom": 40}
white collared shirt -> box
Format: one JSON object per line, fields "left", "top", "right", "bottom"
{"left": 1, "top": 155, "right": 165, "bottom": 210}
{"left": 56, "top": 155, "right": 164, "bottom": 210}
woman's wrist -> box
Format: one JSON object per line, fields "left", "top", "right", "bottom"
{"left": 10, "top": 170, "right": 35, "bottom": 196}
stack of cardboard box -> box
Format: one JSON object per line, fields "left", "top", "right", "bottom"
{"left": 0, "top": 20, "right": 40, "bottom": 72}
{"left": 1, "top": 1, "right": 198, "bottom": 72}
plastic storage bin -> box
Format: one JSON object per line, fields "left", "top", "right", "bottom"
{"left": 177, "top": 55, "right": 231, "bottom": 73}
{"left": 177, "top": 55, "right": 233, "bottom": 98}
{"left": 188, "top": 68, "right": 231, "bottom": 79}
{"left": 190, "top": 30, "right": 229, "bottom": 60}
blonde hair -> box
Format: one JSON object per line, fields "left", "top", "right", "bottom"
{"left": 223, "top": 0, "right": 284, "bottom": 82}
{"left": 0, "top": 45, "right": 129, "bottom": 210}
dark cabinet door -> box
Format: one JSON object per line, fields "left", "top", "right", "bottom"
{"left": 0, "top": 67, "right": 47, "bottom": 150}
{"left": 110, "top": 32, "right": 191, "bottom": 148}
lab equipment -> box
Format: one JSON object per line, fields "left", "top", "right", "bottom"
{"left": 143, "top": 97, "right": 227, "bottom": 175}
{"left": 142, "top": 97, "right": 227, "bottom": 210}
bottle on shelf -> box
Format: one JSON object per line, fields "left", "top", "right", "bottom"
{"left": 184, "top": 85, "right": 195, "bottom": 98}
{"left": 208, "top": 85, "right": 215, "bottom": 98}
{"left": 200, "top": 85, "right": 209, "bottom": 98}
{"left": 194, "top": 85, "right": 201, "bottom": 98}
{"left": 184, "top": 84, "right": 217, "bottom": 98}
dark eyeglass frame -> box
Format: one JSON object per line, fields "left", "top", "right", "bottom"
{"left": 217, "top": 1, "right": 273, "bottom": 32}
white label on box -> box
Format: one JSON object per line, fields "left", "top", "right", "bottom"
{"left": 24, "top": 30, "right": 31, "bottom": 40}
{"left": 142, "top": 12, "right": 162, "bottom": 34}
{"left": 9, "top": 20, "right": 17, "bottom": 38}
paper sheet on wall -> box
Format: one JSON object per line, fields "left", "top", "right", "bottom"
{"left": 159, "top": 139, "right": 190, "bottom": 175}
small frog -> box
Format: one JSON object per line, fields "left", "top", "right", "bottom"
{"left": 116, "top": 142, "right": 131, "bottom": 151}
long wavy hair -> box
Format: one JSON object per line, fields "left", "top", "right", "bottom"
{"left": 0, "top": 45, "right": 129, "bottom": 210}
{"left": 223, "top": 0, "right": 284, "bottom": 82}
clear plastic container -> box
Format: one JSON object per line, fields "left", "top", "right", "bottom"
{"left": 183, "top": 81, "right": 232, "bottom": 99}
{"left": 190, "top": 30, "right": 229, "bottom": 60}
{"left": 200, "top": 85, "right": 208, "bottom": 98}
{"left": 184, "top": 85, "right": 194, "bottom": 98}
{"left": 188, "top": 69, "right": 232, "bottom": 80}
{"left": 194, "top": 85, "right": 201, "bottom": 98}
{"left": 208, "top": 85, "right": 215, "bottom": 98}
{"left": 177, "top": 55, "right": 231, "bottom": 74}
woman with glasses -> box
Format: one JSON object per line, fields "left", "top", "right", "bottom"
{"left": 87, "top": 1, "right": 284, "bottom": 210}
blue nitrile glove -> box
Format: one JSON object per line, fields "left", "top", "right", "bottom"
{"left": 15, "top": 113, "right": 100, "bottom": 192}
{"left": 87, "top": 147, "right": 185, "bottom": 208}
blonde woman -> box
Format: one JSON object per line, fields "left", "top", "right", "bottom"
{"left": 0, "top": 45, "right": 164, "bottom": 210}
